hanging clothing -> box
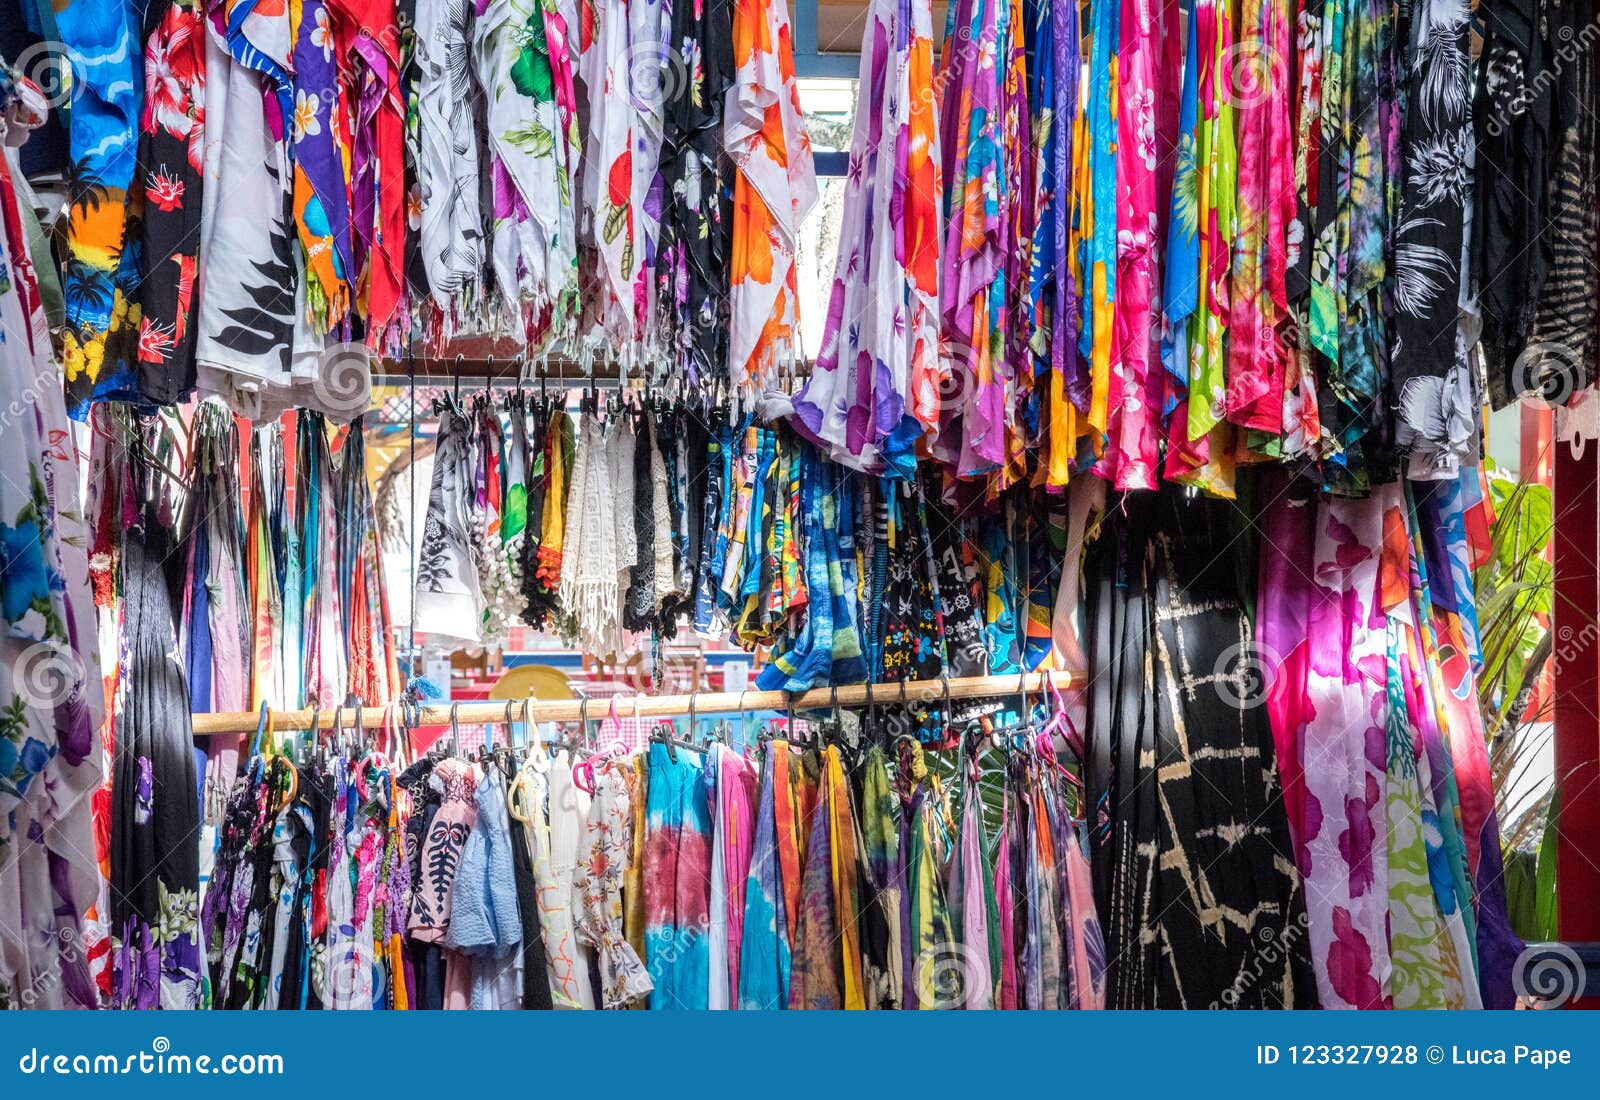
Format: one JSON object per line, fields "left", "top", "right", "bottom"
{"left": 790, "top": 0, "right": 940, "bottom": 474}
{"left": 0, "top": 114, "right": 104, "bottom": 1006}
{"left": 547, "top": 750, "right": 597, "bottom": 1008}
{"left": 714, "top": 746, "right": 757, "bottom": 1003}
{"left": 111, "top": 526, "right": 202, "bottom": 1009}
{"left": 724, "top": 0, "right": 818, "bottom": 392}
{"left": 49, "top": 0, "right": 143, "bottom": 416}
{"left": 415, "top": 404, "right": 486, "bottom": 648}
{"left": 573, "top": 760, "right": 652, "bottom": 1009}
{"left": 1084, "top": 490, "right": 1315, "bottom": 1009}
{"left": 737, "top": 742, "right": 793, "bottom": 1009}
{"left": 642, "top": 743, "right": 712, "bottom": 1009}
{"left": 132, "top": 0, "right": 207, "bottom": 405}
{"left": 508, "top": 760, "right": 587, "bottom": 1009}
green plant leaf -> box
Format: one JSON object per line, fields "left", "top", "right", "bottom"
{"left": 504, "top": 120, "right": 555, "bottom": 159}
{"left": 1534, "top": 785, "right": 1561, "bottom": 940}
{"left": 603, "top": 202, "right": 627, "bottom": 244}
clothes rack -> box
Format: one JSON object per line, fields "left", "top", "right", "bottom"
{"left": 188, "top": 671, "right": 1072, "bottom": 735}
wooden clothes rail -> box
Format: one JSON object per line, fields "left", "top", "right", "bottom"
{"left": 189, "top": 671, "right": 1073, "bottom": 736}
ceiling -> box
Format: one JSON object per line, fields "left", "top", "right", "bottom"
{"left": 809, "top": 0, "right": 950, "bottom": 53}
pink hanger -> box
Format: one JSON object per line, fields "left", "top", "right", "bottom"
{"left": 1035, "top": 675, "right": 1083, "bottom": 787}
{"left": 572, "top": 695, "right": 632, "bottom": 795}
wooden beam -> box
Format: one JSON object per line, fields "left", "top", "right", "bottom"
{"left": 189, "top": 671, "right": 1071, "bottom": 735}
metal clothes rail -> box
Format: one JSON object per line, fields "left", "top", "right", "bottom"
{"left": 188, "top": 671, "right": 1072, "bottom": 736}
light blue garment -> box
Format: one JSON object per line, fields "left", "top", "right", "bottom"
{"left": 737, "top": 750, "right": 790, "bottom": 1009}
{"left": 1160, "top": 0, "right": 1202, "bottom": 413}
{"left": 759, "top": 451, "right": 834, "bottom": 690}
{"left": 446, "top": 769, "right": 522, "bottom": 957}
{"left": 1080, "top": 0, "right": 1120, "bottom": 362}
{"left": 644, "top": 744, "right": 712, "bottom": 1009}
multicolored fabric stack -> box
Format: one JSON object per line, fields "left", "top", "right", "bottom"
{"left": 192, "top": 718, "right": 1107, "bottom": 1011}
{"left": 0, "top": 66, "right": 105, "bottom": 1012}
{"left": 408, "top": 393, "right": 1046, "bottom": 692}
{"left": 35, "top": 0, "right": 818, "bottom": 420}
{"left": 806, "top": 0, "right": 1593, "bottom": 495}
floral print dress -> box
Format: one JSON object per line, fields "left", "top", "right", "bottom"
{"left": 0, "top": 112, "right": 103, "bottom": 1007}
{"left": 789, "top": 0, "right": 940, "bottom": 477}
{"left": 724, "top": 0, "right": 817, "bottom": 395}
